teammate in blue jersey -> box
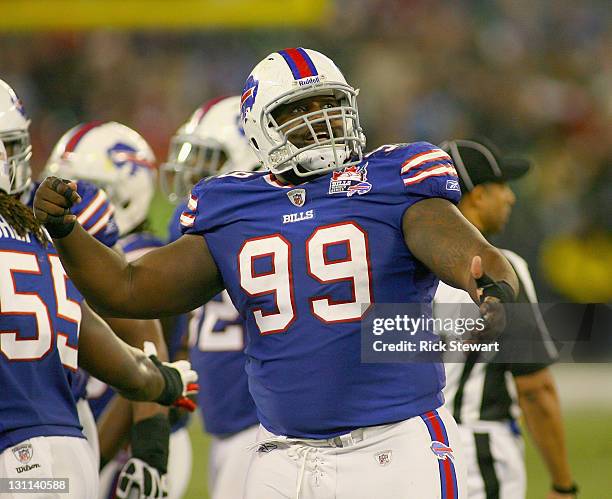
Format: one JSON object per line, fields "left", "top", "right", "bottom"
{"left": 162, "top": 96, "right": 261, "bottom": 499}
{"left": 0, "top": 81, "right": 122, "bottom": 467}
{"left": 25, "top": 177, "right": 121, "bottom": 473}
{"left": 0, "top": 137, "right": 197, "bottom": 498}
{"left": 44, "top": 121, "right": 192, "bottom": 499}
{"left": 34, "top": 48, "right": 520, "bottom": 498}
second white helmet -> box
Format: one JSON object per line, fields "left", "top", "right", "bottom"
{"left": 44, "top": 121, "right": 156, "bottom": 236}
{"left": 160, "top": 96, "right": 262, "bottom": 203}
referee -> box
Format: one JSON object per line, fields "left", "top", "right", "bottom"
{"left": 435, "top": 139, "right": 577, "bottom": 499}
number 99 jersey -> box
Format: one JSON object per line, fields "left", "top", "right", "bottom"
{"left": 181, "top": 141, "right": 461, "bottom": 439}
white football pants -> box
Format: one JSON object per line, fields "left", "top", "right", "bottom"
{"left": 208, "top": 424, "right": 259, "bottom": 499}
{"left": 244, "top": 406, "right": 466, "bottom": 499}
{"left": 0, "top": 435, "right": 98, "bottom": 499}
{"left": 77, "top": 398, "right": 100, "bottom": 471}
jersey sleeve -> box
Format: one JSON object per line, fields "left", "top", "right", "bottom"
{"left": 179, "top": 177, "right": 232, "bottom": 236}
{"left": 398, "top": 141, "right": 461, "bottom": 205}
{"left": 73, "top": 181, "right": 119, "bottom": 247}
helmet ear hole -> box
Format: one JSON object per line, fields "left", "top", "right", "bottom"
{"left": 250, "top": 138, "right": 259, "bottom": 150}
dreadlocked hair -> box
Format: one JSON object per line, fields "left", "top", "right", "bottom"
{"left": 0, "top": 191, "right": 50, "bottom": 246}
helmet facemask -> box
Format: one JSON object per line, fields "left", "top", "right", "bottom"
{"left": 261, "top": 83, "right": 364, "bottom": 177}
{"left": 0, "top": 129, "right": 32, "bottom": 195}
{"left": 160, "top": 136, "right": 228, "bottom": 203}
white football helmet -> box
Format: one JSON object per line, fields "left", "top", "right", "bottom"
{"left": 160, "top": 96, "right": 262, "bottom": 203}
{"left": 44, "top": 121, "right": 156, "bottom": 235}
{"left": 0, "top": 139, "right": 10, "bottom": 193}
{"left": 241, "top": 47, "right": 365, "bottom": 177}
{"left": 0, "top": 79, "right": 32, "bottom": 195}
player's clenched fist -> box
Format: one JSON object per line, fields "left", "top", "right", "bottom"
{"left": 33, "top": 176, "right": 82, "bottom": 238}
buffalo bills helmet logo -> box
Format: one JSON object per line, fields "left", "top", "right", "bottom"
{"left": 107, "top": 143, "right": 153, "bottom": 175}
{"left": 240, "top": 75, "right": 259, "bottom": 122}
{"left": 431, "top": 441, "right": 454, "bottom": 461}
{"left": 9, "top": 92, "right": 27, "bottom": 119}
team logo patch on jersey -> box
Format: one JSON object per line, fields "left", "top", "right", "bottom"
{"left": 431, "top": 441, "right": 454, "bottom": 461}
{"left": 374, "top": 450, "right": 392, "bottom": 466}
{"left": 287, "top": 188, "right": 306, "bottom": 207}
{"left": 446, "top": 179, "right": 460, "bottom": 192}
{"left": 12, "top": 443, "right": 33, "bottom": 464}
{"left": 328, "top": 164, "right": 372, "bottom": 197}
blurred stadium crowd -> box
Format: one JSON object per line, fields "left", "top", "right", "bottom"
{"left": 0, "top": 0, "right": 609, "bottom": 302}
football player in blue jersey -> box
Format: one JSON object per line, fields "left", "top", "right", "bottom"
{"left": 45, "top": 121, "right": 192, "bottom": 499}
{"left": 0, "top": 138, "right": 198, "bottom": 499}
{"left": 34, "top": 48, "right": 520, "bottom": 498}
{"left": 0, "top": 80, "right": 122, "bottom": 472}
{"left": 0, "top": 79, "right": 195, "bottom": 499}
{"left": 162, "top": 96, "right": 261, "bottom": 499}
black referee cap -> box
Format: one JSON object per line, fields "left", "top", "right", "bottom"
{"left": 439, "top": 138, "right": 531, "bottom": 192}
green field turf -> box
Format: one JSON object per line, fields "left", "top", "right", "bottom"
{"left": 182, "top": 410, "right": 612, "bottom": 498}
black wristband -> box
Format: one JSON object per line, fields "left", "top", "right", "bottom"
{"left": 45, "top": 220, "right": 75, "bottom": 239}
{"left": 475, "top": 274, "right": 515, "bottom": 303}
{"left": 150, "top": 355, "right": 183, "bottom": 406}
{"left": 130, "top": 414, "right": 170, "bottom": 474}
{"left": 552, "top": 483, "right": 578, "bottom": 495}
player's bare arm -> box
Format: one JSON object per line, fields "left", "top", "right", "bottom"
{"left": 34, "top": 177, "right": 223, "bottom": 318}
{"left": 403, "top": 197, "right": 519, "bottom": 303}
{"left": 78, "top": 302, "right": 197, "bottom": 404}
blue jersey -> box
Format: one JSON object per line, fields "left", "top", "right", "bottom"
{"left": 170, "top": 203, "right": 258, "bottom": 436}
{"left": 26, "top": 180, "right": 120, "bottom": 402}
{"left": 181, "top": 142, "right": 461, "bottom": 438}
{"left": 0, "top": 215, "right": 83, "bottom": 453}
{"left": 188, "top": 293, "right": 259, "bottom": 436}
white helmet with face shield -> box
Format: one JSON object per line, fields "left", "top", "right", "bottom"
{"left": 0, "top": 79, "right": 32, "bottom": 195}
{"left": 241, "top": 48, "right": 365, "bottom": 178}
{"left": 160, "top": 96, "right": 261, "bottom": 203}
{"left": 43, "top": 121, "right": 156, "bottom": 236}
